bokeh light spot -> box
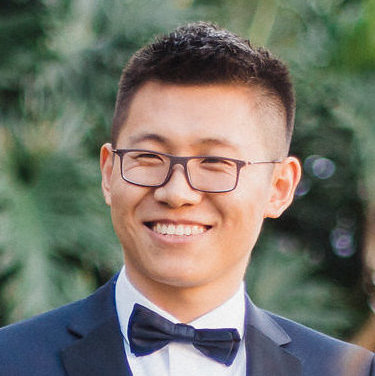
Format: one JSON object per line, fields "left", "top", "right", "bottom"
{"left": 330, "top": 227, "right": 355, "bottom": 258}
{"left": 304, "top": 155, "right": 336, "bottom": 180}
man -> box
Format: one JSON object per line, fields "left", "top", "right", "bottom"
{"left": 0, "top": 22, "right": 373, "bottom": 375}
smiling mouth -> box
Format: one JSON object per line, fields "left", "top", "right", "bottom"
{"left": 144, "top": 222, "right": 211, "bottom": 236}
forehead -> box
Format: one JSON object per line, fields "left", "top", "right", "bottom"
{"left": 118, "top": 81, "right": 284, "bottom": 158}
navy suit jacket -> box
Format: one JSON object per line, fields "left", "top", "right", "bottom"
{"left": 0, "top": 276, "right": 374, "bottom": 375}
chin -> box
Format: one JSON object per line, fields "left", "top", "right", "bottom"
{"left": 147, "top": 266, "right": 210, "bottom": 289}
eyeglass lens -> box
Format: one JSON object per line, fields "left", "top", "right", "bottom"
{"left": 121, "top": 151, "right": 238, "bottom": 192}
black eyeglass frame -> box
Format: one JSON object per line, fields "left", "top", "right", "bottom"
{"left": 112, "top": 148, "right": 282, "bottom": 193}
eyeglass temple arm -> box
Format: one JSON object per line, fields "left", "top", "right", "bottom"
{"left": 247, "top": 159, "right": 283, "bottom": 165}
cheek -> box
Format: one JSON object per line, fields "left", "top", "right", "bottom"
{"left": 109, "top": 182, "right": 145, "bottom": 240}
{"left": 215, "top": 186, "right": 269, "bottom": 246}
{"left": 227, "top": 186, "right": 269, "bottom": 219}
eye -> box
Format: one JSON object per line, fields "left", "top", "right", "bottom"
{"left": 136, "top": 153, "right": 162, "bottom": 160}
{"left": 132, "top": 152, "right": 165, "bottom": 165}
{"left": 201, "top": 157, "right": 231, "bottom": 165}
{"left": 198, "top": 157, "right": 236, "bottom": 174}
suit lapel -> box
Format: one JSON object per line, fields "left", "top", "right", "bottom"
{"left": 60, "top": 276, "right": 133, "bottom": 376}
{"left": 244, "top": 296, "right": 302, "bottom": 376}
{"left": 61, "top": 314, "right": 132, "bottom": 376}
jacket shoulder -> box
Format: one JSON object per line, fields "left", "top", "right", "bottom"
{"left": 0, "top": 277, "right": 117, "bottom": 374}
{"left": 268, "top": 311, "right": 374, "bottom": 375}
{"left": 0, "top": 299, "right": 82, "bottom": 374}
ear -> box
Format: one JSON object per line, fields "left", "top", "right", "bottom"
{"left": 264, "top": 156, "right": 301, "bottom": 218}
{"left": 100, "top": 143, "right": 113, "bottom": 206}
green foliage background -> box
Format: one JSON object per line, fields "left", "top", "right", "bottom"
{"left": 1, "top": 0, "right": 374, "bottom": 341}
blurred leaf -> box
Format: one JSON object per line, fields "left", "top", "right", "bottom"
{"left": 247, "top": 232, "right": 367, "bottom": 339}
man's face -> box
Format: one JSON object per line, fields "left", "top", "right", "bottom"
{"left": 101, "top": 82, "right": 300, "bottom": 295}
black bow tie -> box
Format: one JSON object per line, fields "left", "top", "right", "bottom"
{"left": 127, "top": 303, "right": 240, "bottom": 366}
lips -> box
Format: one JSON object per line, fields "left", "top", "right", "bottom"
{"left": 144, "top": 221, "right": 211, "bottom": 236}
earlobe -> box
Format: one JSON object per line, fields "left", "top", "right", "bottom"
{"left": 100, "top": 143, "right": 113, "bottom": 206}
{"left": 264, "top": 156, "right": 301, "bottom": 219}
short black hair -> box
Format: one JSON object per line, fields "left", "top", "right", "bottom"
{"left": 112, "top": 21, "right": 295, "bottom": 149}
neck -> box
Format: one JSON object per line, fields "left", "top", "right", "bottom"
{"left": 125, "top": 268, "right": 245, "bottom": 323}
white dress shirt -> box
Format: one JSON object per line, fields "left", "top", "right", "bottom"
{"left": 115, "top": 266, "right": 246, "bottom": 376}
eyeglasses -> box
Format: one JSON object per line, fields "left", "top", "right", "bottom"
{"left": 112, "top": 149, "right": 282, "bottom": 193}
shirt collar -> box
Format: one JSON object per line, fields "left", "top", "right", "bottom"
{"left": 115, "top": 265, "right": 245, "bottom": 345}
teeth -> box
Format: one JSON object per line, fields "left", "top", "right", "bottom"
{"left": 176, "top": 225, "right": 184, "bottom": 235}
{"left": 152, "top": 223, "right": 207, "bottom": 236}
{"left": 192, "top": 225, "right": 203, "bottom": 235}
{"left": 167, "top": 224, "right": 174, "bottom": 235}
{"left": 156, "top": 223, "right": 162, "bottom": 233}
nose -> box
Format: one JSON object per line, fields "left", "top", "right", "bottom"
{"left": 153, "top": 165, "right": 202, "bottom": 208}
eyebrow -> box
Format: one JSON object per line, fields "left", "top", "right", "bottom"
{"left": 127, "top": 132, "right": 238, "bottom": 151}
{"left": 128, "top": 133, "right": 170, "bottom": 146}
{"left": 197, "top": 137, "right": 238, "bottom": 151}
